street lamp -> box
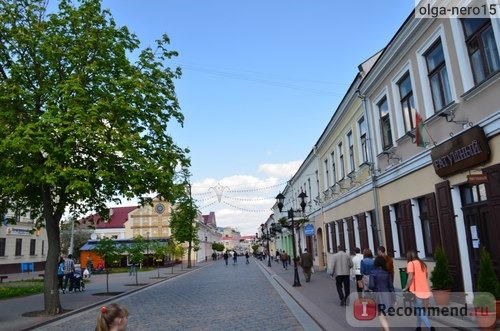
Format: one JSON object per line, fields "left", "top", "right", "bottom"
{"left": 260, "top": 223, "right": 272, "bottom": 267}
{"left": 276, "top": 190, "right": 308, "bottom": 287}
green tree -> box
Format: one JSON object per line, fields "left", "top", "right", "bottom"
{"left": 212, "top": 242, "right": 225, "bottom": 252}
{"left": 92, "top": 237, "right": 123, "bottom": 293}
{"left": 0, "top": 0, "right": 189, "bottom": 315}
{"left": 150, "top": 240, "right": 168, "bottom": 277}
{"left": 169, "top": 178, "right": 198, "bottom": 268}
{"left": 127, "top": 235, "right": 147, "bottom": 285}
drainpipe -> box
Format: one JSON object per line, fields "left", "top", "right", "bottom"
{"left": 357, "top": 89, "right": 383, "bottom": 246}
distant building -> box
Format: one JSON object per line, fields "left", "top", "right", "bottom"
{"left": 0, "top": 212, "right": 48, "bottom": 274}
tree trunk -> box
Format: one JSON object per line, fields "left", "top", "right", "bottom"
{"left": 43, "top": 213, "right": 63, "bottom": 315}
{"left": 187, "top": 241, "right": 192, "bottom": 268}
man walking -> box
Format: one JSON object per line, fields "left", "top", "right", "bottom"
{"left": 62, "top": 254, "right": 75, "bottom": 293}
{"left": 300, "top": 249, "right": 313, "bottom": 282}
{"left": 331, "top": 246, "right": 353, "bottom": 306}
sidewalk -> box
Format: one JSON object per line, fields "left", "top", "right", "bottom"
{"left": 0, "top": 262, "right": 204, "bottom": 331}
{"left": 257, "top": 258, "right": 497, "bottom": 330}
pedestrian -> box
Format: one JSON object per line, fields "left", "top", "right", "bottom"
{"left": 360, "top": 248, "right": 374, "bottom": 294}
{"left": 86, "top": 256, "right": 94, "bottom": 278}
{"left": 352, "top": 247, "right": 364, "bottom": 298}
{"left": 232, "top": 250, "right": 238, "bottom": 264}
{"left": 377, "top": 246, "right": 394, "bottom": 283}
{"left": 129, "top": 262, "right": 136, "bottom": 276}
{"left": 57, "top": 257, "right": 65, "bottom": 293}
{"left": 223, "top": 251, "right": 229, "bottom": 266}
{"left": 62, "top": 254, "right": 75, "bottom": 293}
{"left": 368, "top": 256, "right": 395, "bottom": 331}
{"left": 402, "top": 250, "right": 435, "bottom": 331}
{"left": 212, "top": 252, "right": 217, "bottom": 261}
{"left": 96, "top": 303, "right": 129, "bottom": 331}
{"left": 280, "top": 250, "right": 289, "bottom": 270}
{"left": 331, "top": 245, "right": 353, "bottom": 306}
{"left": 245, "top": 252, "right": 250, "bottom": 264}
{"left": 300, "top": 248, "right": 313, "bottom": 282}
{"left": 275, "top": 250, "right": 281, "bottom": 263}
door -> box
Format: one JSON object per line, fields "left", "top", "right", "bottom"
{"left": 463, "top": 204, "right": 490, "bottom": 289}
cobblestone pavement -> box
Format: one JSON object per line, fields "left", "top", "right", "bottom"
{"left": 35, "top": 259, "right": 319, "bottom": 331}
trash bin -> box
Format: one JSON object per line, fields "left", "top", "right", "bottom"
{"left": 399, "top": 267, "right": 408, "bottom": 288}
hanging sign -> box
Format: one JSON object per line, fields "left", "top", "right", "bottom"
{"left": 304, "top": 224, "right": 314, "bottom": 236}
{"left": 431, "top": 126, "right": 490, "bottom": 177}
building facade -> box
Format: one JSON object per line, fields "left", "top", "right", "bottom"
{"left": 0, "top": 212, "right": 48, "bottom": 274}
{"left": 272, "top": 10, "right": 500, "bottom": 295}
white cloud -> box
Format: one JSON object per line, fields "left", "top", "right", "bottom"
{"left": 192, "top": 161, "right": 302, "bottom": 236}
{"left": 258, "top": 160, "right": 302, "bottom": 178}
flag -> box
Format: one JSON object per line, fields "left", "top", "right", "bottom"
{"left": 415, "top": 112, "right": 425, "bottom": 147}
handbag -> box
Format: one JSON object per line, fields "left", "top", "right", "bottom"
{"left": 403, "top": 262, "right": 417, "bottom": 305}
{"left": 357, "top": 279, "right": 364, "bottom": 289}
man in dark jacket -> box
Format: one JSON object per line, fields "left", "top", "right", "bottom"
{"left": 300, "top": 249, "right": 314, "bottom": 282}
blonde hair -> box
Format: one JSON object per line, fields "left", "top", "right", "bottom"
{"left": 95, "top": 303, "right": 128, "bottom": 331}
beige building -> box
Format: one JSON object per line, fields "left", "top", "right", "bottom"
{"left": 0, "top": 212, "right": 48, "bottom": 274}
{"left": 273, "top": 10, "right": 500, "bottom": 295}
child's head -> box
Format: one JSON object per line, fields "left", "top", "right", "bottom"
{"left": 96, "top": 303, "right": 129, "bottom": 331}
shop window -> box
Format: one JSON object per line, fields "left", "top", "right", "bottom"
{"left": 394, "top": 200, "right": 417, "bottom": 257}
{"left": 462, "top": 18, "right": 500, "bottom": 85}
{"left": 418, "top": 197, "right": 433, "bottom": 257}
{"left": 461, "top": 183, "right": 487, "bottom": 204}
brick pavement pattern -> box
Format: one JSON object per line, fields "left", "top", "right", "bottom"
{"left": 36, "top": 260, "right": 306, "bottom": 331}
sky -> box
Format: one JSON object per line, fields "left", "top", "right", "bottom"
{"left": 57, "top": 0, "right": 417, "bottom": 235}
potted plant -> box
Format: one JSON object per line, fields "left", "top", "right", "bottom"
{"left": 430, "top": 246, "right": 453, "bottom": 305}
{"left": 473, "top": 247, "right": 500, "bottom": 329}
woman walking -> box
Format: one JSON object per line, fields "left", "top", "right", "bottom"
{"left": 402, "top": 250, "right": 435, "bottom": 331}
{"left": 369, "top": 256, "right": 394, "bottom": 331}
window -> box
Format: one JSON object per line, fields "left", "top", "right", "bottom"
{"left": 30, "top": 239, "right": 36, "bottom": 256}
{"left": 398, "top": 72, "right": 417, "bottom": 133}
{"left": 358, "top": 116, "right": 368, "bottom": 163}
{"left": 425, "top": 39, "right": 452, "bottom": 110}
{"left": 15, "top": 238, "right": 22, "bottom": 256}
{"left": 394, "top": 200, "right": 417, "bottom": 257}
{"left": 462, "top": 18, "right": 500, "bottom": 84}
{"left": 418, "top": 197, "right": 433, "bottom": 257}
{"left": 330, "top": 152, "right": 336, "bottom": 185}
{"left": 42, "top": 240, "right": 45, "bottom": 255}
{"left": 378, "top": 97, "right": 393, "bottom": 149}
{"left": 338, "top": 142, "right": 345, "bottom": 179}
{"left": 347, "top": 131, "right": 355, "bottom": 172}
{"left": 461, "top": 183, "right": 487, "bottom": 204}
{"left": 0, "top": 238, "right": 5, "bottom": 256}
{"left": 324, "top": 159, "right": 329, "bottom": 189}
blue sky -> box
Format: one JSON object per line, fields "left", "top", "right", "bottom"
{"left": 59, "top": 1, "right": 417, "bottom": 234}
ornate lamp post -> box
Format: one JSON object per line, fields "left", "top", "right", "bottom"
{"left": 275, "top": 190, "right": 308, "bottom": 287}
{"left": 260, "top": 223, "right": 272, "bottom": 267}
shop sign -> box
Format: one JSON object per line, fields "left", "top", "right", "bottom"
{"left": 467, "top": 174, "right": 488, "bottom": 185}
{"left": 431, "top": 126, "right": 490, "bottom": 177}
{"left": 304, "top": 224, "right": 314, "bottom": 236}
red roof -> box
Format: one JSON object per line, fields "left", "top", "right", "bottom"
{"left": 82, "top": 206, "right": 138, "bottom": 229}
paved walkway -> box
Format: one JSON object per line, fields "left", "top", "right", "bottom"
{"left": 0, "top": 258, "right": 496, "bottom": 330}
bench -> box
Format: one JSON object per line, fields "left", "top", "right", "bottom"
{"left": 0, "top": 275, "right": 8, "bottom": 283}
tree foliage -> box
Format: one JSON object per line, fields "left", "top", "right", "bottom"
{"left": 0, "top": 0, "right": 189, "bottom": 315}
{"left": 169, "top": 181, "right": 198, "bottom": 268}
{"left": 211, "top": 242, "right": 225, "bottom": 252}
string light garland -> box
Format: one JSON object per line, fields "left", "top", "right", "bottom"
{"left": 191, "top": 180, "right": 289, "bottom": 213}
